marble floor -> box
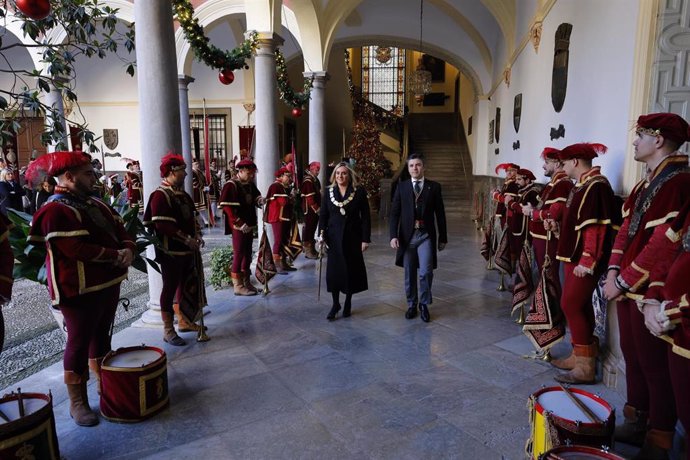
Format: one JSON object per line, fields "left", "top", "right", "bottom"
{"left": 6, "top": 216, "right": 633, "bottom": 459}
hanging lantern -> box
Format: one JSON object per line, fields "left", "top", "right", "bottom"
{"left": 15, "top": 0, "right": 51, "bottom": 20}
{"left": 218, "top": 69, "right": 235, "bottom": 85}
{"left": 291, "top": 107, "right": 302, "bottom": 118}
{"left": 409, "top": 58, "right": 432, "bottom": 106}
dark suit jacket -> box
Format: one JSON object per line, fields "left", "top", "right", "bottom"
{"left": 389, "top": 178, "right": 447, "bottom": 268}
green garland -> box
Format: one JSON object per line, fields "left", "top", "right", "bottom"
{"left": 275, "top": 49, "right": 313, "bottom": 109}
{"left": 173, "top": 0, "right": 257, "bottom": 71}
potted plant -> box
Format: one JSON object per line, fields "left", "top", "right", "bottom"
{"left": 209, "top": 245, "right": 233, "bottom": 289}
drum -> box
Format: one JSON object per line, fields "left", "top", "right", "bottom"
{"left": 0, "top": 391, "right": 60, "bottom": 460}
{"left": 100, "top": 345, "right": 169, "bottom": 423}
{"left": 539, "top": 444, "right": 625, "bottom": 459}
{"left": 527, "top": 386, "right": 615, "bottom": 459}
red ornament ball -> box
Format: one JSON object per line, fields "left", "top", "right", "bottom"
{"left": 291, "top": 107, "right": 302, "bottom": 118}
{"left": 218, "top": 69, "right": 235, "bottom": 85}
{"left": 15, "top": 0, "right": 51, "bottom": 20}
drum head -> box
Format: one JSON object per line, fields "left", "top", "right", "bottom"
{"left": 0, "top": 395, "right": 49, "bottom": 423}
{"left": 537, "top": 389, "right": 610, "bottom": 422}
{"left": 104, "top": 348, "right": 162, "bottom": 368}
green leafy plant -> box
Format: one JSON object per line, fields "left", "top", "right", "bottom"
{"left": 209, "top": 245, "right": 233, "bottom": 289}
{"left": 0, "top": 1, "right": 136, "bottom": 152}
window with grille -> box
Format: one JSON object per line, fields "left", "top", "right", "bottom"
{"left": 361, "top": 46, "right": 405, "bottom": 113}
{"left": 190, "top": 114, "right": 227, "bottom": 167}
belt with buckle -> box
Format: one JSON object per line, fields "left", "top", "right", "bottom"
{"left": 414, "top": 220, "right": 425, "bottom": 230}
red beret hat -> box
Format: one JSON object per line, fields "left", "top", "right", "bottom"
{"left": 517, "top": 169, "right": 536, "bottom": 181}
{"left": 274, "top": 166, "right": 291, "bottom": 178}
{"left": 636, "top": 113, "right": 690, "bottom": 145}
{"left": 494, "top": 163, "right": 520, "bottom": 174}
{"left": 25, "top": 151, "right": 91, "bottom": 187}
{"left": 541, "top": 147, "right": 561, "bottom": 161}
{"left": 558, "top": 143, "right": 607, "bottom": 161}
{"left": 235, "top": 159, "right": 256, "bottom": 170}
{"left": 160, "top": 153, "right": 186, "bottom": 177}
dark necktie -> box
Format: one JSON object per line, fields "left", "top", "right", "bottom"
{"left": 414, "top": 181, "right": 421, "bottom": 194}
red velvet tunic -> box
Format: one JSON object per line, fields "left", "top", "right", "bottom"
{"left": 28, "top": 192, "right": 135, "bottom": 305}
{"left": 265, "top": 182, "right": 291, "bottom": 223}
{"left": 529, "top": 171, "right": 573, "bottom": 241}
{"left": 607, "top": 155, "right": 690, "bottom": 299}
{"left": 492, "top": 179, "right": 519, "bottom": 221}
{"left": 124, "top": 171, "right": 143, "bottom": 208}
{"left": 556, "top": 167, "right": 616, "bottom": 272}
{"left": 508, "top": 182, "right": 542, "bottom": 240}
{"left": 645, "top": 199, "right": 690, "bottom": 358}
{"left": 192, "top": 169, "right": 208, "bottom": 212}
{"left": 143, "top": 184, "right": 198, "bottom": 257}
{"left": 300, "top": 173, "right": 321, "bottom": 216}
{"left": 218, "top": 179, "right": 261, "bottom": 234}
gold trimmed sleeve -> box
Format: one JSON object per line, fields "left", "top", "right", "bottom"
{"left": 645, "top": 211, "right": 679, "bottom": 230}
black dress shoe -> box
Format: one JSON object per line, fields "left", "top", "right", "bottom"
{"left": 405, "top": 304, "right": 417, "bottom": 319}
{"left": 327, "top": 304, "right": 341, "bottom": 321}
{"left": 420, "top": 304, "right": 430, "bottom": 322}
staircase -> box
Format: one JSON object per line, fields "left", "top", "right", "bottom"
{"left": 409, "top": 114, "right": 473, "bottom": 216}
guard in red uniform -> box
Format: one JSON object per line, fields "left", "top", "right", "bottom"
{"left": 265, "top": 167, "right": 294, "bottom": 274}
{"left": 521, "top": 148, "right": 574, "bottom": 273}
{"left": 0, "top": 213, "right": 14, "bottom": 355}
{"left": 491, "top": 163, "right": 520, "bottom": 228}
{"left": 192, "top": 159, "right": 211, "bottom": 227}
{"left": 27, "top": 151, "right": 135, "bottom": 427}
{"left": 602, "top": 113, "right": 690, "bottom": 459}
{"left": 123, "top": 161, "right": 143, "bottom": 210}
{"left": 551, "top": 143, "right": 616, "bottom": 384}
{"left": 505, "top": 169, "right": 541, "bottom": 260}
{"left": 643, "top": 197, "right": 690, "bottom": 460}
{"left": 300, "top": 161, "right": 322, "bottom": 259}
{"left": 218, "top": 159, "right": 263, "bottom": 296}
{"left": 144, "top": 154, "right": 206, "bottom": 347}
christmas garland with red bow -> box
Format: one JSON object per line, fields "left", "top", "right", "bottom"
{"left": 275, "top": 49, "right": 313, "bottom": 109}
{"left": 173, "top": 0, "right": 257, "bottom": 71}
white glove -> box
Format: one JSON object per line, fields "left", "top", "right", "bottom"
{"left": 655, "top": 301, "right": 675, "bottom": 333}
{"left": 203, "top": 186, "right": 210, "bottom": 192}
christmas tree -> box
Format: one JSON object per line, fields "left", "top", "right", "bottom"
{"left": 347, "top": 113, "right": 390, "bottom": 197}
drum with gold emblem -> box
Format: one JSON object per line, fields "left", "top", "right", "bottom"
{"left": 526, "top": 386, "right": 614, "bottom": 459}
{"left": 100, "top": 345, "right": 169, "bottom": 423}
{"left": 0, "top": 391, "right": 60, "bottom": 459}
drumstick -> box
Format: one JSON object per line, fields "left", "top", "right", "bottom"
{"left": 558, "top": 384, "right": 600, "bottom": 423}
{"left": 17, "top": 388, "right": 25, "bottom": 418}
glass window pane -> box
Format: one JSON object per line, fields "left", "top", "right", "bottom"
{"left": 361, "top": 46, "right": 405, "bottom": 114}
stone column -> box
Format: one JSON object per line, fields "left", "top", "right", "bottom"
{"left": 42, "top": 84, "right": 67, "bottom": 152}
{"left": 304, "top": 72, "right": 329, "bottom": 186}
{"left": 253, "top": 33, "right": 283, "bottom": 199}
{"left": 132, "top": 0, "right": 182, "bottom": 327}
{"left": 178, "top": 75, "right": 195, "bottom": 196}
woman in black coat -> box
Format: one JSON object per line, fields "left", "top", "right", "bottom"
{"left": 318, "top": 162, "right": 371, "bottom": 320}
{"left": 0, "top": 169, "right": 25, "bottom": 215}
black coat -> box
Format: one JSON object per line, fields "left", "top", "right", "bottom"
{"left": 0, "top": 180, "right": 25, "bottom": 215}
{"left": 319, "top": 185, "right": 371, "bottom": 294}
{"left": 389, "top": 178, "right": 448, "bottom": 268}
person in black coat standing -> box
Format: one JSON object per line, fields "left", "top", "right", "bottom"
{"left": 0, "top": 169, "right": 26, "bottom": 215}
{"left": 319, "top": 162, "right": 371, "bottom": 320}
{"left": 390, "top": 153, "right": 448, "bottom": 322}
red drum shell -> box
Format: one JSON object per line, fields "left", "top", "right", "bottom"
{"left": 0, "top": 392, "right": 60, "bottom": 460}
{"left": 100, "top": 345, "right": 169, "bottom": 423}
{"left": 540, "top": 444, "right": 626, "bottom": 459}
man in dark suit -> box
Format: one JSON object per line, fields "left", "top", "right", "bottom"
{"left": 390, "top": 153, "right": 448, "bottom": 322}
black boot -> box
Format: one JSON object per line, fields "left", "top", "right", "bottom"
{"left": 342, "top": 294, "right": 352, "bottom": 318}
{"left": 327, "top": 291, "right": 341, "bottom": 321}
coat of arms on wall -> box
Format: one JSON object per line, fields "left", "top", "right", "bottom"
{"left": 513, "top": 94, "right": 522, "bottom": 133}
{"left": 103, "top": 129, "right": 119, "bottom": 150}
{"left": 552, "top": 23, "right": 573, "bottom": 113}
